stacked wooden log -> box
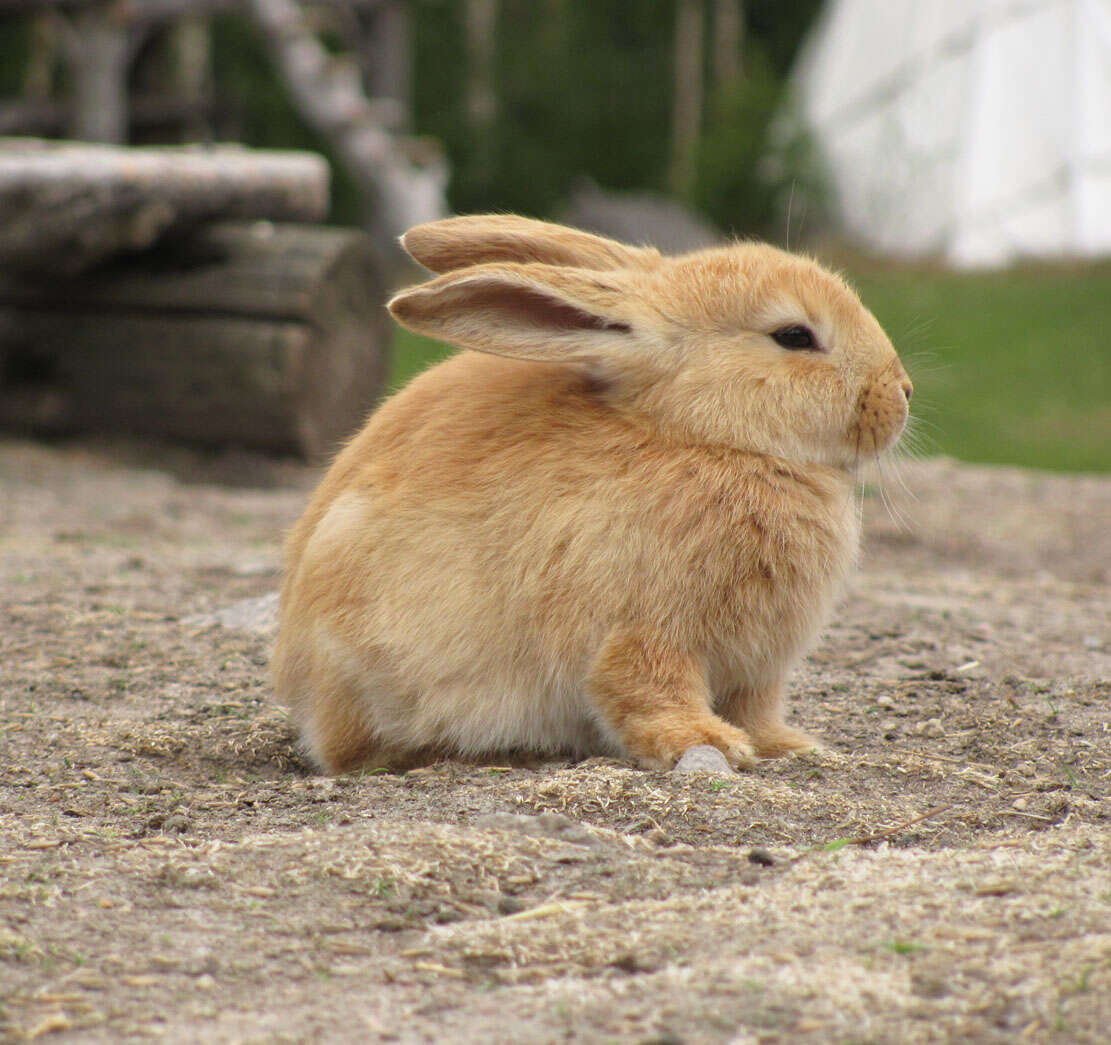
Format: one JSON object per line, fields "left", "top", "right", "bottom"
{"left": 0, "top": 139, "right": 390, "bottom": 459}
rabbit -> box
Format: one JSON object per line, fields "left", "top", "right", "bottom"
{"left": 273, "top": 214, "right": 912, "bottom": 774}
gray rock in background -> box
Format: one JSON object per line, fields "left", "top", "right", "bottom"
{"left": 561, "top": 177, "right": 724, "bottom": 255}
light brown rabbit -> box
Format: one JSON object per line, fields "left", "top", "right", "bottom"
{"left": 273, "top": 215, "right": 912, "bottom": 774}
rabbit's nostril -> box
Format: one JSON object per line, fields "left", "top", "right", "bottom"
{"left": 901, "top": 381, "right": 913, "bottom": 402}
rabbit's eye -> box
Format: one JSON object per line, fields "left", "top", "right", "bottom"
{"left": 771, "top": 325, "right": 817, "bottom": 351}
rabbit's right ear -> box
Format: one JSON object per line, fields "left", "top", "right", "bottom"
{"left": 388, "top": 263, "right": 651, "bottom": 367}
{"left": 400, "top": 215, "right": 660, "bottom": 274}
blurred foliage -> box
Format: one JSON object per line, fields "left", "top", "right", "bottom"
{"left": 413, "top": 0, "right": 826, "bottom": 234}
{"left": 0, "top": 20, "right": 29, "bottom": 96}
{"left": 693, "top": 48, "right": 829, "bottom": 239}
{"left": 744, "top": 0, "right": 826, "bottom": 74}
{"left": 0, "top": 1, "right": 828, "bottom": 235}
{"left": 414, "top": 0, "right": 677, "bottom": 216}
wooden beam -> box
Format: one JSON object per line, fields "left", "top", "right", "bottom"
{"left": 0, "top": 139, "right": 329, "bottom": 275}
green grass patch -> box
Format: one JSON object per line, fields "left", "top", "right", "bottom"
{"left": 847, "top": 260, "right": 1111, "bottom": 473}
{"left": 388, "top": 260, "right": 1111, "bottom": 474}
{"left": 389, "top": 328, "right": 455, "bottom": 392}
{"left": 883, "top": 938, "right": 930, "bottom": 956}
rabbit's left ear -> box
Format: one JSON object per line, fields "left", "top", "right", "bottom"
{"left": 388, "top": 263, "right": 646, "bottom": 365}
{"left": 401, "top": 215, "right": 660, "bottom": 274}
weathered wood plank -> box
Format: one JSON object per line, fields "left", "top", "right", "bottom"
{"left": 0, "top": 138, "right": 330, "bottom": 275}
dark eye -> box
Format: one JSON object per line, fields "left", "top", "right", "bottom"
{"left": 771, "top": 325, "right": 817, "bottom": 351}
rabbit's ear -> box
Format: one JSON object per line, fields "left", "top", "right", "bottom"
{"left": 400, "top": 215, "right": 660, "bottom": 274}
{"left": 388, "top": 264, "right": 646, "bottom": 364}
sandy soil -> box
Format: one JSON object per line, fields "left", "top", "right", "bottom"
{"left": 0, "top": 437, "right": 1107, "bottom": 1044}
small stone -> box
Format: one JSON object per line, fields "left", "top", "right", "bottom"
{"left": 612, "top": 951, "right": 661, "bottom": 974}
{"left": 973, "top": 878, "right": 1017, "bottom": 897}
{"left": 308, "top": 779, "right": 337, "bottom": 801}
{"left": 747, "top": 847, "right": 775, "bottom": 867}
{"left": 645, "top": 828, "right": 673, "bottom": 848}
{"left": 875, "top": 715, "right": 902, "bottom": 737}
{"left": 1012, "top": 797, "right": 1030, "bottom": 811}
{"left": 911, "top": 970, "right": 949, "bottom": 998}
{"left": 673, "top": 745, "right": 732, "bottom": 776}
{"left": 496, "top": 896, "right": 526, "bottom": 915}
{"left": 162, "top": 813, "right": 189, "bottom": 834}
{"left": 919, "top": 717, "right": 945, "bottom": 738}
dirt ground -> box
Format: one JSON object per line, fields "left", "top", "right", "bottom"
{"left": 0, "top": 436, "right": 1108, "bottom": 1044}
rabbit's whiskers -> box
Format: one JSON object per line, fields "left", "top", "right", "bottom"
{"left": 874, "top": 452, "right": 913, "bottom": 532}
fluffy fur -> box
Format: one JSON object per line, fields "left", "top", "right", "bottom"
{"left": 273, "top": 215, "right": 912, "bottom": 773}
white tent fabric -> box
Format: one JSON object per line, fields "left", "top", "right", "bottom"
{"left": 792, "top": 0, "right": 1111, "bottom": 267}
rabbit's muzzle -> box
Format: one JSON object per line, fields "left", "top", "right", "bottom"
{"left": 850, "top": 360, "right": 912, "bottom": 458}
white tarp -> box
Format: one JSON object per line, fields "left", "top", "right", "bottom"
{"left": 792, "top": 0, "right": 1111, "bottom": 267}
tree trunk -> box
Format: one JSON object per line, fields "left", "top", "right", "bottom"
{"left": 463, "top": 0, "right": 497, "bottom": 186}
{"left": 364, "top": 0, "right": 411, "bottom": 122}
{"left": 166, "top": 14, "right": 214, "bottom": 140}
{"left": 0, "top": 223, "right": 388, "bottom": 459}
{"left": 24, "top": 13, "right": 61, "bottom": 100}
{"left": 68, "top": 1, "right": 131, "bottom": 143}
{"left": 712, "top": 0, "right": 743, "bottom": 91}
{"left": 669, "top": 0, "right": 704, "bottom": 196}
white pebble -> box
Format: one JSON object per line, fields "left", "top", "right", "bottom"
{"left": 673, "top": 745, "right": 733, "bottom": 776}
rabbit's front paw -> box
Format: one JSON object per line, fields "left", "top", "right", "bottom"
{"left": 697, "top": 719, "right": 759, "bottom": 768}
{"left": 639, "top": 718, "right": 756, "bottom": 771}
{"left": 699, "top": 720, "right": 758, "bottom": 769}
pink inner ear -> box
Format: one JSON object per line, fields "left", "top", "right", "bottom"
{"left": 467, "top": 281, "right": 631, "bottom": 335}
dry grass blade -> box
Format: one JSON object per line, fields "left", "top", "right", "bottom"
{"left": 499, "top": 900, "right": 590, "bottom": 923}
{"left": 846, "top": 802, "right": 958, "bottom": 846}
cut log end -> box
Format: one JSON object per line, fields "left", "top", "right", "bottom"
{"left": 0, "top": 223, "right": 388, "bottom": 460}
